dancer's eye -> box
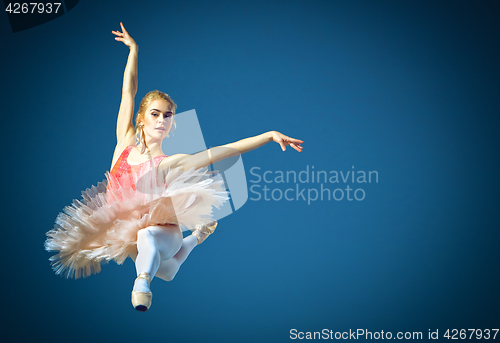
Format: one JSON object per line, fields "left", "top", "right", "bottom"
{"left": 151, "top": 112, "right": 159, "bottom": 117}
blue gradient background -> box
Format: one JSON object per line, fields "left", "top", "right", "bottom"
{"left": 1, "top": 1, "right": 499, "bottom": 342}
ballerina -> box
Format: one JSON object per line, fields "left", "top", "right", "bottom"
{"left": 45, "top": 22, "right": 303, "bottom": 312}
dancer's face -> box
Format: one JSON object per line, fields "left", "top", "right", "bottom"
{"left": 141, "top": 100, "right": 174, "bottom": 142}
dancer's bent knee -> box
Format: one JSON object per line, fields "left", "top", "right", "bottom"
{"left": 155, "top": 258, "right": 180, "bottom": 282}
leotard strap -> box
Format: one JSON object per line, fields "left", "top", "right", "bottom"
{"left": 108, "top": 146, "right": 168, "bottom": 194}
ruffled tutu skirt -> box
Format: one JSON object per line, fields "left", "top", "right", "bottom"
{"left": 45, "top": 167, "right": 228, "bottom": 279}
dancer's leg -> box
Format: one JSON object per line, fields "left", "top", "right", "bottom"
{"left": 155, "top": 222, "right": 218, "bottom": 281}
{"left": 155, "top": 234, "right": 198, "bottom": 282}
{"left": 133, "top": 225, "right": 183, "bottom": 292}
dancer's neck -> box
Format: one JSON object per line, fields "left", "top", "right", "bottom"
{"left": 142, "top": 140, "right": 165, "bottom": 157}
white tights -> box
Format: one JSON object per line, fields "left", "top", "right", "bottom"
{"left": 133, "top": 225, "right": 198, "bottom": 292}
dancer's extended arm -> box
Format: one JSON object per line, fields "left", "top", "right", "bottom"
{"left": 111, "top": 22, "right": 138, "bottom": 167}
{"left": 170, "top": 131, "right": 303, "bottom": 171}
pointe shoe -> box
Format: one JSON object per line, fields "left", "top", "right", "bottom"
{"left": 131, "top": 272, "right": 152, "bottom": 312}
{"left": 192, "top": 221, "right": 218, "bottom": 245}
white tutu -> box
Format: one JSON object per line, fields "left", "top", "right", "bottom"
{"left": 45, "top": 166, "right": 228, "bottom": 279}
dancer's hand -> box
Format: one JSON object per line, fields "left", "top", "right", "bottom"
{"left": 270, "top": 131, "right": 303, "bottom": 152}
{"left": 112, "top": 22, "right": 137, "bottom": 49}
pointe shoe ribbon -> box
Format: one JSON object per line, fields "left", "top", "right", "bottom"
{"left": 131, "top": 272, "right": 152, "bottom": 312}
{"left": 193, "top": 221, "right": 218, "bottom": 245}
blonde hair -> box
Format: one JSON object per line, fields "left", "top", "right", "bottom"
{"left": 135, "top": 90, "right": 177, "bottom": 153}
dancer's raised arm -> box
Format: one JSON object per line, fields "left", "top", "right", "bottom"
{"left": 111, "top": 22, "right": 138, "bottom": 166}
{"left": 168, "top": 131, "right": 303, "bottom": 171}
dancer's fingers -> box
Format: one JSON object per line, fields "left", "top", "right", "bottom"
{"left": 120, "top": 22, "right": 129, "bottom": 34}
{"left": 290, "top": 143, "right": 303, "bottom": 152}
{"left": 278, "top": 139, "right": 286, "bottom": 151}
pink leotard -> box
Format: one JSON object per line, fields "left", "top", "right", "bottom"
{"left": 106, "top": 146, "right": 168, "bottom": 202}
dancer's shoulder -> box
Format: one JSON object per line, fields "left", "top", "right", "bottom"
{"left": 157, "top": 154, "right": 190, "bottom": 172}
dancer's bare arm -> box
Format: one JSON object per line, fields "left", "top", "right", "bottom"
{"left": 111, "top": 22, "right": 138, "bottom": 168}
{"left": 163, "top": 131, "right": 303, "bottom": 171}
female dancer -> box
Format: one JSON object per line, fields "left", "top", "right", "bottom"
{"left": 45, "top": 22, "right": 303, "bottom": 312}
